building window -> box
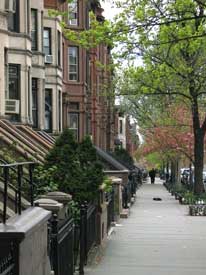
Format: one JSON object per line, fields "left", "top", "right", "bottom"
{"left": 41, "top": 11, "right": 44, "bottom": 51}
{"left": 31, "top": 9, "right": 38, "bottom": 51}
{"left": 43, "top": 28, "right": 51, "bottom": 56}
{"left": 45, "top": 89, "right": 52, "bottom": 132}
{"left": 32, "top": 78, "right": 38, "bottom": 128}
{"left": 58, "top": 90, "right": 62, "bottom": 132}
{"left": 62, "top": 42, "right": 65, "bottom": 74}
{"left": 8, "top": 64, "right": 20, "bottom": 100}
{"left": 8, "top": 0, "right": 19, "bottom": 32}
{"left": 5, "top": 64, "right": 20, "bottom": 121}
{"left": 58, "top": 31, "right": 61, "bottom": 66}
{"left": 68, "top": 113, "right": 79, "bottom": 140}
{"left": 4, "top": 48, "right": 8, "bottom": 97}
{"left": 68, "top": 0, "right": 78, "bottom": 26}
{"left": 68, "top": 46, "right": 79, "bottom": 81}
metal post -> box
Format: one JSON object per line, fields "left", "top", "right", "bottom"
{"left": 84, "top": 202, "right": 88, "bottom": 265}
{"left": 111, "top": 186, "right": 115, "bottom": 222}
{"left": 51, "top": 214, "right": 58, "bottom": 275}
{"left": 3, "top": 166, "right": 9, "bottom": 224}
{"left": 29, "top": 163, "right": 34, "bottom": 206}
{"left": 17, "top": 165, "right": 23, "bottom": 215}
{"left": 79, "top": 204, "right": 86, "bottom": 275}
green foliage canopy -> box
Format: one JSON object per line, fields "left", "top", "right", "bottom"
{"left": 36, "top": 129, "right": 104, "bottom": 202}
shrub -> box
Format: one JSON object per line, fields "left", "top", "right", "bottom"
{"left": 76, "top": 136, "right": 104, "bottom": 202}
{"left": 182, "top": 191, "right": 196, "bottom": 204}
{"left": 112, "top": 147, "right": 134, "bottom": 169}
{"left": 36, "top": 130, "right": 104, "bottom": 202}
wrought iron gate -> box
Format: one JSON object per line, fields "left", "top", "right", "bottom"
{"left": 49, "top": 215, "right": 74, "bottom": 275}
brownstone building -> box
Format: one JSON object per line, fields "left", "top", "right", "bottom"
{"left": 0, "top": 0, "right": 115, "bottom": 151}
{"left": 60, "top": 0, "right": 115, "bottom": 151}
{"left": 114, "top": 107, "right": 139, "bottom": 156}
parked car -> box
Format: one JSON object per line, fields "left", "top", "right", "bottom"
{"left": 180, "top": 168, "right": 190, "bottom": 185}
{"left": 181, "top": 169, "right": 206, "bottom": 190}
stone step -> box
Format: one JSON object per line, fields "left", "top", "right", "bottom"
{"left": 0, "top": 201, "right": 15, "bottom": 222}
{"left": 0, "top": 181, "right": 30, "bottom": 211}
{"left": 120, "top": 208, "right": 129, "bottom": 218}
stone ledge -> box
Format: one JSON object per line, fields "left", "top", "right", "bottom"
{"left": 0, "top": 207, "right": 51, "bottom": 239}
{"left": 120, "top": 208, "right": 129, "bottom": 218}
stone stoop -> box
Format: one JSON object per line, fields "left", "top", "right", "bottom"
{"left": 0, "top": 201, "right": 15, "bottom": 221}
{"left": 120, "top": 208, "right": 130, "bottom": 218}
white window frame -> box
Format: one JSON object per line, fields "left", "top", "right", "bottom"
{"left": 68, "top": 46, "right": 79, "bottom": 81}
{"left": 43, "top": 28, "right": 51, "bottom": 56}
{"left": 31, "top": 9, "right": 38, "bottom": 51}
{"left": 68, "top": 112, "right": 79, "bottom": 140}
{"left": 68, "top": 0, "right": 78, "bottom": 26}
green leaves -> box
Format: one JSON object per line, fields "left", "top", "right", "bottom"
{"left": 36, "top": 129, "right": 104, "bottom": 202}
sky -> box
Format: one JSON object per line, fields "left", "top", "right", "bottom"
{"left": 100, "top": 0, "right": 144, "bottom": 144}
{"left": 101, "top": 0, "right": 119, "bottom": 20}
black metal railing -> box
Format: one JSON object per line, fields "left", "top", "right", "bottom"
{"left": 0, "top": 241, "right": 18, "bottom": 275}
{"left": 0, "top": 161, "right": 36, "bottom": 223}
{"left": 49, "top": 214, "right": 74, "bottom": 275}
{"left": 122, "top": 172, "right": 141, "bottom": 209}
{"left": 79, "top": 202, "right": 97, "bottom": 275}
{"left": 122, "top": 185, "right": 128, "bottom": 209}
{"left": 73, "top": 224, "right": 80, "bottom": 267}
{"left": 86, "top": 203, "right": 96, "bottom": 257}
{"left": 48, "top": 202, "right": 98, "bottom": 275}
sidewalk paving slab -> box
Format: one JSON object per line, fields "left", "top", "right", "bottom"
{"left": 85, "top": 178, "right": 206, "bottom": 275}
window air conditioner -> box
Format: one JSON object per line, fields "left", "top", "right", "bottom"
{"left": 5, "top": 0, "right": 16, "bottom": 13}
{"left": 5, "top": 99, "right": 20, "bottom": 114}
{"left": 45, "top": 55, "right": 53, "bottom": 64}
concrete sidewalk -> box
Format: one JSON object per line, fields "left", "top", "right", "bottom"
{"left": 86, "top": 178, "right": 206, "bottom": 275}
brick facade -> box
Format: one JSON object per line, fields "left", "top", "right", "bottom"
{"left": 0, "top": 0, "right": 115, "bottom": 151}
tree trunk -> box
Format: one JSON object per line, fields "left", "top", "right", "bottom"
{"left": 170, "top": 160, "right": 176, "bottom": 184}
{"left": 166, "top": 162, "right": 169, "bottom": 175}
{"left": 175, "top": 158, "right": 180, "bottom": 184}
{"left": 193, "top": 128, "right": 204, "bottom": 195}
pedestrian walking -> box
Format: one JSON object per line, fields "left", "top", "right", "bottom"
{"left": 149, "top": 168, "right": 156, "bottom": 184}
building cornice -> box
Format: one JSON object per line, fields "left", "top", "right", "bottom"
{"left": 44, "top": 15, "right": 62, "bottom": 24}
{"left": 32, "top": 64, "right": 45, "bottom": 70}
{"left": 32, "top": 51, "right": 45, "bottom": 57}
{"left": 8, "top": 48, "right": 32, "bottom": 57}
{"left": 8, "top": 32, "right": 32, "bottom": 41}
{"left": 45, "top": 81, "right": 63, "bottom": 88}
{"left": 0, "top": 29, "right": 8, "bottom": 35}
{"left": 45, "top": 65, "right": 63, "bottom": 72}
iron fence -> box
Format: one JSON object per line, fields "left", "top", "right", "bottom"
{"left": 0, "top": 241, "right": 18, "bottom": 275}
{"left": 86, "top": 203, "right": 97, "bottom": 257}
{"left": 0, "top": 162, "right": 36, "bottom": 223}
{"left": 73, "top": 224, "right": 80, "bottom": 267}
{"left": 79, "top": 202, "right": 97, "bottom": 275}
{"left": 49, "top": 214, "right": 74, "bottom": 275}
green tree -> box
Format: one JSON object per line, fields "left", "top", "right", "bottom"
{"left": 113, "top": 147, "right": 134, "bottom": 169}
{"left": 77, "top": 136, "right": 104, "bottom": 202}
{"left": 112, "top": 0, "right": 206, "bottom": 195}
{"left": 54, "top": 1, "right": 206, "bottom": 194}
{"left": 37, "top": 130, "right": 104, "bottom": 202}
{"left": 44, "top": 128, "right": 80, "bottom": 195}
